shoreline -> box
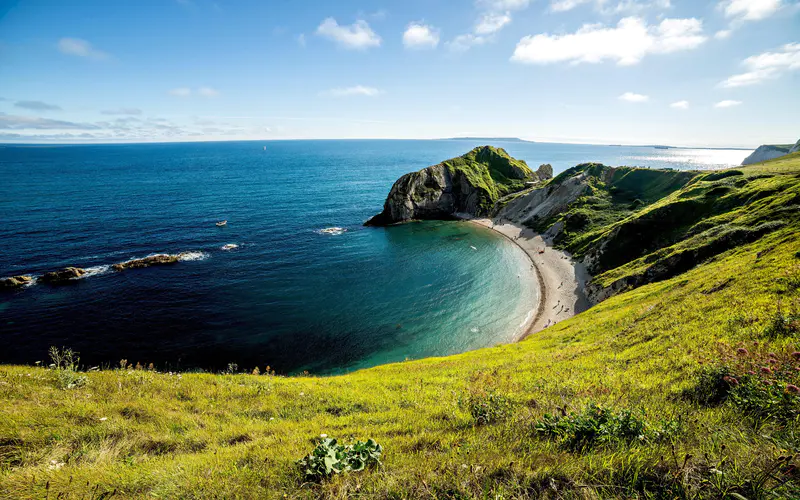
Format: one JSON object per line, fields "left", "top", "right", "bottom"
{"left": 457, "top": 214, "right": 591, "bottom": 341}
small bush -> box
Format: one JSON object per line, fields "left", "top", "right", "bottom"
{"left": 687, "top": 344, "right": 800, "bottom": 424}
{"left": 48, "top": 346, "right": 87, "bottom": 390}
{"left": 763, "top": 301, "right": 800, "bottom": 338}
{"left": 534, "top": 403, "right": 679, "bottom": 451}
{"left": 296, "top": 437, "right": 382, "bottom": 482}
{"left": 464, "top": 392, "right": 517, "bottom": 425}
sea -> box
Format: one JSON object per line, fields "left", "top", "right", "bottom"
{"left": 0, "top": 139, "right": 749, "bottom": 374}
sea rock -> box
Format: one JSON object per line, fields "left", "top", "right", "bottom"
{"left": 112, "top": 254, "right": 181, "bottom": 271}
{"left": 40, "top": 267, "right": 86, "bottom": 284}
{"left": 366, "top": 146, "right": 534, "bottom": 225}
{"left": 0, "top": 275, "right": 33, "bottom": 289}
{"left": 536, "top": 164, "right": 554, "bottom": 180}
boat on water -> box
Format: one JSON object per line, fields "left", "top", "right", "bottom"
{"left": 216, "top": 220, "right": 227, "bottom": 227}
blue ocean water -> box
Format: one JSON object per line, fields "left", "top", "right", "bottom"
{"left": 0, "top": 139, "right": 747, "bottom": 373}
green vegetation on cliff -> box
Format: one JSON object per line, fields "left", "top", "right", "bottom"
{"left": 442, "top": 145, "right": 534, "bottom": 201}
{"left": 525, "top": 155, "right": 800, "bottom": 297}
{"left": 366, "top": 146, "right": 537, "bottom": 225}
{"left": 3, "top": 154, "right": 800, "bottom": 499}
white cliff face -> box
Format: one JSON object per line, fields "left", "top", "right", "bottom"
{"left": 741, "top": 140, "right": 799, "bottom": 165}
{"left": 497, "top": 172, "right": 590, "bottom": 227}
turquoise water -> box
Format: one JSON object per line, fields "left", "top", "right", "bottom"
{"left": 0, "top": 139, "right": 745, "bottom": 373}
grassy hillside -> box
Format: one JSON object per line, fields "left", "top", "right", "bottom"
{"left": 3, "top": 155, "right": 800, "bottom": 499}
{"left": 527, "top": 155, "right": 800, "bottom": 297}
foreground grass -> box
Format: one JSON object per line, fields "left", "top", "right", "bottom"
{"left": 2, "top": 159, "right": 800, "bottom": 498}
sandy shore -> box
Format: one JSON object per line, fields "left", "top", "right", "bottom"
{"left": 458, "top": 214, "right": 591, "bottom": 341}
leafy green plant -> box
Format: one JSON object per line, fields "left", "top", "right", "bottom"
{"left": 464, "top": 392, "right": 517, "bottom": 425}
{"left": 687, "top": 344, "right": 800, "bottom": 424}
{"left": 296, "top": 437, "right": 382, "bottom": 482}
{"left": 763, "top": 301, "right": 800, "bottom": 338}
{"left": 534, "top": 403, "right": 679, "bottom": 451}
{"left": 48, "top": 346, "right": 87, "bottom": 390}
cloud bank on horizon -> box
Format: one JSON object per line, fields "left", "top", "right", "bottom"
{"left": 0, "top": 0, "right": 797, "bottom": 147}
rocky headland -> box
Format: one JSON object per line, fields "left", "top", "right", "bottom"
{"left": 365, "top": 146, "right": 553, "bottom": 226}
{"left": 369, "top": 148, "right": 797, "bottom": 324}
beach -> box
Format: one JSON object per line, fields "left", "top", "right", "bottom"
{"left": 461, "top": 215, "right": 591, "bottom": 340}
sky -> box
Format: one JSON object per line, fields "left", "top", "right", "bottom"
{"left": 0, "top": 0, "right": 798, "bottom": 147}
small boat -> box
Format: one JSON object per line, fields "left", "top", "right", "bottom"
{"left": 216, "top": 220, "right": 227, "bottom": 227}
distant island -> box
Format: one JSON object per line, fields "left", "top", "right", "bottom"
{"left": 441, "top": 137, "right": 532, "bottom": 143}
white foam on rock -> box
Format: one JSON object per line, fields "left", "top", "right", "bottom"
{"left": 317, "top": 227, "right": 347, "bottom": 235}
{"left": 221, "top": 244, "right": 239, "bottom": 251}
{"left": 177, "top": 251, "right": 209, "bottom": 261}
{"left": 82, "top": 265, "right": 111, "bottom": 278}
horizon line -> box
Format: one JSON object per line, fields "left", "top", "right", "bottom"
{"left": 0, "top": 137, "right": 756, "bottom": 151}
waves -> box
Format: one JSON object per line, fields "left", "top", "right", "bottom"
{"left": 317, "top": 227, "right": 347, "bottom": 235}
{"left": 177, "top": 251, "right": 210, "bottom": 261}
{"left": 82, "top": 265, "right": 111, "bottom": 278}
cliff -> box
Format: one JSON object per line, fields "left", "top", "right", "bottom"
{"left": 741, "top": 140, "right": 797, "bottom": 165}
{"left": 499, "top": 155, "right": 800, "bottom": 303}
{"left": 365, "top": 146, "right": 550, "bottom": 225}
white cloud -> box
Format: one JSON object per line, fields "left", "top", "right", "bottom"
{"left": 198, "top": 87, "right": 220, "bottom": 97}
{"left": 550, "top": 0, "right": 672, "bottom": 14}
{"left": 448, "top": 0, "right": 532, "bottom": 52}
{"left": 57, "top": 38, "right": 108, "bottom": 60}
{"left": 297, "top": 34, "right": 306, "bottom": 47}
{"left": 511, "top": 16, "right": 707, "bottom": 66}
{"left": 320, "top": 85, "right": 383, "bottom": 97}
{"left": 169, "top": 87, "right": 192, "bottom": 97}
{"left": 670, "top": 100, "right": 689, "bottom": 109}
{"left": 550, "top": 0, "right": 593, "bottom": 11}
{"left": 403, "top": 23, "right": 440, "bottom": 49}
{"left": 477, "top": 0, "right": 531, "bottom": 9}
{"left": 316, "top": 18, "right": 381, "bottom": 50}
{"left": 715, "top": 100, "right": 742, "bottom": 108}
{"left": 475, "top": 12, "right": 512, "bottom": 35}
{"left": 720, "top": 43, "right": 800, "bottom": 88}
{"left": 619, "top": 92, "right": 649, "bottom": 102}
{"left": 714, "top": 29, "right": 733, "bottom": 39}
{"left": 447, "top": 34, "right": 491, "bottom": 52}
{"left": 719, "top": 0, "right": 784, "bottom": 22}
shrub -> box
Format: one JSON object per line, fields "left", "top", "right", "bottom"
{"left": 534, "top": 403, "right": 679, "bottom": 452}
{"left": 48, "top": 346, "right": 87, "bottom": 390}
{"left": 687, "top": 344, "right": 800, "bottom": 424}
{"left": 763, "top": 301, "right": 800, "bottom": 338}
{"left": 296, "top": 437, "right": 382, "bottom": 482}
{"left": 464, "top": 392, "right": 516, "bottom": 425}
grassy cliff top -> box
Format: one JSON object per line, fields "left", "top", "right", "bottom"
{"left": 435, "top": 146, "right": 533, "bottom": 201}
{"left": 3, "top": 155, "right": 800, "bottom": 499}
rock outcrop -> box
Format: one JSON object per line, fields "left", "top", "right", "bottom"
{"left": 40, "top": 267, "right": 87, "bottom": 284}
{"left": 0, "top": 275, "right": 33, "bottom": 289}
{"left": 366, "top": 146, "right": 542, "bottom": 225}
{"left": 536, "top": 164, "right": 553, "bottom": 180}
{"left": 113, "top": 254, "right": 182, "bottom": 271}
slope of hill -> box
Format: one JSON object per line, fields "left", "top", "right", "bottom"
{"left": 2, "top": 154, "right": 800, "bottom": 499}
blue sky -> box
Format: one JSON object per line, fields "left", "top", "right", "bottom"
{"left": 0, "top": 0, "right": 797, "bottom": 147}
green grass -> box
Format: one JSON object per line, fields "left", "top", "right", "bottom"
{"left": 2, "top": 155, "right": 800, "bottom": 499}
{"left": 440, "top": 146, "right": 533, "bottom": 214}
